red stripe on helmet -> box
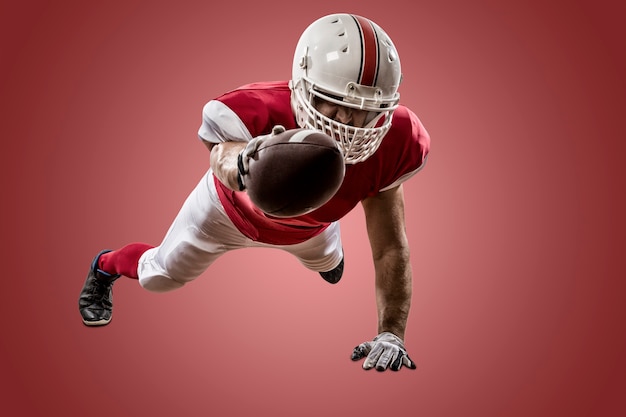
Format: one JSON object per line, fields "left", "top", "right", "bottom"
{"left": 353, "top": 15, "right": 379, "bottom": 87}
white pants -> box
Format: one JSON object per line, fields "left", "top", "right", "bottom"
{"left": 137, "top": 169, "right": 343, "bottom": 292}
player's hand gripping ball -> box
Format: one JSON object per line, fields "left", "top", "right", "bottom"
{"left": 237, "top": 126, "right": 345, "bottom": 218}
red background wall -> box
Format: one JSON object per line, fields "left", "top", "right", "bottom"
{"left": 1, "top": 0, "right": 625, "bottom": 416}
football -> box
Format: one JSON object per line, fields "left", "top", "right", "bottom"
{"left": 245, "top": 129, "right": 345, "bottom": 217}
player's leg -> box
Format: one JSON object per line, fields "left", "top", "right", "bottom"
{"left": 97, "top": 243, "right": 154, "bottom": 278}
{"left": 79, "top": 169, "right": 248, "bottom": 324}
{"left": 278, "top": 221, "right": 345, "bottom": 284}
{"left": 136, "top": 169, "right": 248, "bottom": 292}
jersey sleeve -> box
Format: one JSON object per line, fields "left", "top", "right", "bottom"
{"left": 198, "top": 82, "right": 297, "bottom": 145}
{"left": 197, "top": 100, "right": 253, "bottom": 144}
{"left": 379, "top": 109, "right": 430, "bottom": 191}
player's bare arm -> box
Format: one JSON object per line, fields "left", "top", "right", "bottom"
{"left": 350, "top": 184, "right": 417, "bottom": 371}
{"left": 362, "top": 184, "right": 412, "bottom": 340}
{"left": 208, "top": 141, "right": 245, "bottom": 191}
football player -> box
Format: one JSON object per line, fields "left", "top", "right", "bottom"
{"left": 79, "top": 13, "right": 430, "bottom": 371}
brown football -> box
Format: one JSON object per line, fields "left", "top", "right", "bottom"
{"left": 245, "top": 129, "right": 345, "bottom": 218}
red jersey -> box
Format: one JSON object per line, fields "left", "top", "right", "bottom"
{"left": 202, "top": 81, "right": 430, "bottom": 245}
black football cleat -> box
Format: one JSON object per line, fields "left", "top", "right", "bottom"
{"left": 319, "top": 257, "right": 344, "bottom": 284}
{"left": 78, "top": 250, "right": 120, "bottom": 326}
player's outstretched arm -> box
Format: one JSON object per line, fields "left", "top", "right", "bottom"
{"left": 353, "top": 184, "right": 417, "bottom": 371}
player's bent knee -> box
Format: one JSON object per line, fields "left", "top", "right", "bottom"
{"left": 139, "top": 274, "right": 185, "bottom": 293}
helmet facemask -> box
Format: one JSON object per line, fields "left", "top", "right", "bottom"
{"left": 291, "top": 77, "right": 396, "bottom": 164}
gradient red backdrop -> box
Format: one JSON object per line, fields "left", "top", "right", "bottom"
{"left": 1, "top": 0, "right": 625, "bottom": 416}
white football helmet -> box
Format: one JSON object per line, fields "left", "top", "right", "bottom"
{"left": 290, "top": 14, "right": 402, "bottom": 164}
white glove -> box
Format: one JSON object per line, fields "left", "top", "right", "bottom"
{"left": 236, "top": 125, "right": 286, "bottom": 191}
{"left": 351, "top": 332, "right": 417, "bottom": 371}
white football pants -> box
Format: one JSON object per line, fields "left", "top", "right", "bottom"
{"left": 137, "top": 169, "right": 343, "bottom": 292}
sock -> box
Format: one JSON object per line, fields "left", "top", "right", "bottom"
{"left": 98, "top": 242, "right": 154, "bottom": 279}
